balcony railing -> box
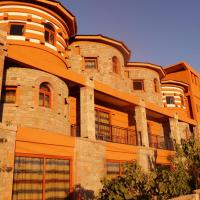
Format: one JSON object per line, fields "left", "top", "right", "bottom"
{"left": 95, "top": 122, "right": 139, "bottom": 146}
{"left": 149, "top": 134, "right": 174, "bottom": 150}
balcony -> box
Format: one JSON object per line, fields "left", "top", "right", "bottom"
{"left": 149, "top": 134, "right": 174, "bottom": 150}
{"left": 95, "top": 122, "right": 139, "bottom": 146}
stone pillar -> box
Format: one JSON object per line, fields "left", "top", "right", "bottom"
{"left": 80, "top": 80, "right": 95, "bottom": 140}
{"left": 0, "top": 30, "right": 7, "bottom": 100}
{"left": 74, "top": 138, "right": 105, "bottom": 197}
{"left": 0, "top": 123, "right": 17, "bottom": 200}
{"left": 169, "top": 114, "right": 181, "bottom": 144}
{"left": 193, "top": 123, "right": 200, "bottom": 143}
{"left": 135, "top": 104, "right": 149, "bottom": 147}
{"left": 134, "top": 102, "right": 152, "bottom": 170}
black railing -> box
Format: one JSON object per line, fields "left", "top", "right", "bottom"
{"left": 95, "top": 122, "right": 139, "bottom": 146}
{"left": 71, "top": 124, "right": 80, "bottom": 137}
{"left": 149, "top": 135, "right": 174, "bottom": 150}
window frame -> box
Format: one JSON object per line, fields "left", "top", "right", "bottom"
{"left": 14, "top": 153, "right": 73, "bottom": 200}
{"left": 133, "top": 79, "right": 144, "bottom": 91}
{"left": 84, "top": 57, "right": 98, "bottom": 70}
{"left": 9, "top": 22, "right": 25, "bottom": 36}
{"left": 166, "top": 96, "right": 175, "bottom": 105}
{"left": 2, "top": 86, "right": 17, "bottom": 104}
{"left": 39, "top": 83, "right": 52, "bottom": 108}
{"left": 44, "top": 23, "right": 56, "bottom": 45}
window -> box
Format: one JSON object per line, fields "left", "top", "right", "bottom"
{"left": 44, "top": 23, "right": 55, "bottom": 45}
{"left": 12, "top": 156, "right": 70, "bottom": 199}
{"left": 180, "top": 95, "right": 185, "bottom": 106}
{"left": 39, "top": 83, "right": 51, "bottom": 108}
{"left": 2, "top": 86, "right": 17, "bottom": 103}
{"left": 106, "top": 161, "right": 130, "bottom": 178}
{"left": 95, "top": 109, "right": 110, "bottom": 141}
{"left": 112, "top": 56, "right": 120, "bottom": 74}
{"left": 154, "top": 78, "right": 159, "bottom": 92}
{"left": 166, "top": 96, "right": 175, "bottom": 104}
{"left": 84, "top": 57, "right": 97, "bottom": 69}
{"left": 133, "top": 80, "right": 144, "bottom": 90}
{"left": 9, "top": 23, "right": 25, "bottom": 36}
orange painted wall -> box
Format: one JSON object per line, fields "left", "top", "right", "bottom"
{"left": 69, "top": 96, "right": 77, "bottom": 125}
{"left": 164, "top": 70, "right": 189, "bottom": 84}
{"left": 16, "top": 127, "right": 75, "bottom": 157}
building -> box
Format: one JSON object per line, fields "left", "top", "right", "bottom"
{"left": 0, "top": 0, "right": 200, "bottom": 199}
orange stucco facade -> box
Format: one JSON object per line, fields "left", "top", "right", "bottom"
{"left": 0, "top": 0, "right": 200, "bottom": 199}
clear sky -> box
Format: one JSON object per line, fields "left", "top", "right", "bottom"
{"left": 61, "top": 0, "right": 200, "bottom": 71}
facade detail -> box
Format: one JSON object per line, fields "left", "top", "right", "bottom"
{"left": 0, "top": 0, "right": 200, "bottom": 199}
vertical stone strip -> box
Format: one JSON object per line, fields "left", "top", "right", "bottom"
{"left": 193, "top": 123, "right": 200, "bottom": 143}
{"left": 0, "top": 123, "right": 17, "bottom": 200}
{"left": 169, "top": 114, "right": 181, "bottom": 144}
{"left": 135, "top": 104, "right": 149, "bottom": 147}
{"left": 80, "top": 79, "right": 95, "bottom": 140}
{"left": 74, "top": 138, "right": 105, "bottom": 197}
{"left": 0, "top": 30, "right": 7, "bottom": 100}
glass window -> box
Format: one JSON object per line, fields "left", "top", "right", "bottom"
{"left": 39, "top": 83, "right": 51, "bottom": 108}
{"left": 2, "top": 86, "right": 17, "bottom": 103}
{"left": 84, "top": 58, "right": 97, "bottom": 69}
{"left": 12, "top": 156, "right": 70, "bottom": 200}
{"left": 166, "top": 96, "right": 175, "bottom": 104}
{"left": 10, "top": 23, "right": 25, "bottom": 36}
{"left": 133, "top": 80, "right": 144, "bottom": 90}
{"left": 95, "top": 109, "right": 110, "bottom": 141}
{"left": 44, "top": 23, "right": 55, "bottom": 45}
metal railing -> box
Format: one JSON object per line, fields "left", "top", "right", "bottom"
{"left": 149, "top": 134, "right": 174, "bottom": 150}
{"left": 95, "top": 122, "right": 139, "bottom": 146}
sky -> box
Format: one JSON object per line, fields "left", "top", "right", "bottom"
{"left": 61, "top": 0, "right": 200, "bottom": 71}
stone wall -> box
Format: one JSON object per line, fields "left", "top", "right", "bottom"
{"left": 0, "top": 123, "right": 17, "bottom": 200}
{"left": 128, "top": 67, "right": 163, "bottom": 106}
{"left": 75, "top": 138, "right": 105, "bottom": 196}
{"left": 69, "top": 41, "right": 132, "bottom": 93}
{"left": 2, "top": 67, "right": 70, "bottom": 135}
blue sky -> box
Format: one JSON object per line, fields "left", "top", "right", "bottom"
{"left": 61, "top": 0, "right": 200, "bottom": 71}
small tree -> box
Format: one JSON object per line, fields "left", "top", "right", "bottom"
{"left": 97, "top": 138, "right": 200, "bottom": 200}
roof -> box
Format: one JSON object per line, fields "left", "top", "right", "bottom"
{"left": 3, "top": 0, "right": 77, "bottom": 36}
{"left": 126, "top": 62, "right": 165, "bottom": 78}
{"left": 161, "top": 80, "right": 189, "bottom": 92}
{"left": 70, "top": 34, "right": 131, "bottom": 61}
{"left": 164, "top": 61, "right": 200, "bottom": 77}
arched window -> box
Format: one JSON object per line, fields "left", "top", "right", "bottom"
{"left": 154, "top": 78, "right": 159, "bottom": 92}
{"left": 39, "top": 83, "right": 51, "bottom": 108}
{"left": 44, "top": 23, "right": 55, "bottom": 45}
{"left": 112, "top": 56, "right": 120, "bottom": 74}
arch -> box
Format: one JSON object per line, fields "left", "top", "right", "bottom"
{"left": 112, "top": 56, "right": 120, "bottom": 74}
{"left": 39, "top": 82, "right": 51, "bottom": 108}
{"left": 154, "top": 78, "right": 159, "bottom": 93}
{"left": 44, "top": 22, "right": 55, "bottom": 45}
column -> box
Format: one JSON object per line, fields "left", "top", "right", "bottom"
{"left": 169, "top": 114, "right": 181, "bottom": 144}
{"left": 0, "top": 30, "right": 7, "bottom": 100}
{"left": 0, "top": 123, "right": 17, "bottom": 200}
{"left": 193, "top": 123, "right": 200, "bottom": 143}
{"left": 135, "top": 105, "right": 149, "bottom": 147}
{"left": 80, "top": 81, "right": 95, "bottom": 140}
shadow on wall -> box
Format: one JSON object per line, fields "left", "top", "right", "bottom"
{"left": 68, "top": 184, "right": 95, "bottom": 200}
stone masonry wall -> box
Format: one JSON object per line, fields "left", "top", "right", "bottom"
{"left": 0, "top": 123, "right": 17, "bottom": 200}
{"left": 69, "top": 41, "right": 132, "bottom": 93}
{"left": 75, "top": 138, "right": 105, "bottom": 196}
{"left": 128, "top": 67, "right": 163, "bottom": 106}
{"left": 2, "top": 67, "right": 70, "bottom": 135}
